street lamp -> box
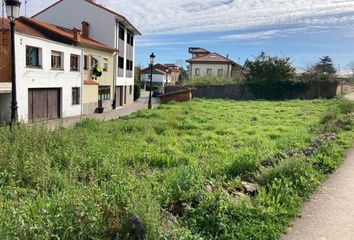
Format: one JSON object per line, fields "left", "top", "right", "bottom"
{"left": 148, "top": 52, "right": 155, "bottom": 109}
{"left": 5, "top": 0, "right": 21, "bottom": 124}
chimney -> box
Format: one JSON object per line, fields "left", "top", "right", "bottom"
{"left": 81, "top": 21, "right": 90, "bottom": 38}
{"left": 73, "top": 28, "right": 81, "bottom": 43}
{"left": 226, "top": 54, "right": 229, "bottom": 59}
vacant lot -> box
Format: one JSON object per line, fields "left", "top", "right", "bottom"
{"left": 0, "top": 99, "right": 353, "bottom": 239}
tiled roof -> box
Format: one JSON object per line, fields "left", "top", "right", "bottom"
{"left": 0, "top": 17, "right": 117, "bottom": 52}
{"left": 189, "top": 47, "right": 210, "bottom": 54}
{"left": 141, "top": 64, "right": 169, "bottom": 73}
{"left": 186, "top": 52, "right": 236, "bottom": 64}
{"left": 84, "top": 80, "right": 99, "bottom": 85}
{"left": 32, "top": 0, "right": 141, "bottom": 36}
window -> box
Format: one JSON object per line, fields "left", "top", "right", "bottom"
{"left": 72, "top": 87, "right": 80, "bottom": 105}
{"left": 103, "top": 63, "right": 109, "bottom": 72}
{"left": 103, "top": 58, "right": 109, "bottom": 72}
{"left": 126, "top": 59, "right": 133, "bottom": 71}
{"left": 98, "top": 86, "right": 111, "bottom": 100}
{"left": 51, "top": 51, "right": 63, "bottom": 70}
{"left": 129, "top": 85, "right": 132, "bottom": 94}
{"left": 127, "top": 31, "right": 134, "bottom": 46}
{"left": 195, "top": 68, "right": 200, "bottom": 76}
{"left": 118, "top": 56, "right": 124, "bottom": 69}
{"left": 207, "top": 69, "right": 212, "bottom": 75}
{"left": 84, "top": 55, "right": 89, "bottom": 70}
{"left": 91, "top": 57, "right": 98, "bottom": 69}
{"left": 119, "top": 27, "right": 125, "bottom": 41}
{"left": 70, "top": 54, "right": 80, "bottom": 71}
{"left": 218, "top": 69, "right": 223, "bottom": 77}
{"left": 26, "top": 46, "right": 41, "bottom": 68}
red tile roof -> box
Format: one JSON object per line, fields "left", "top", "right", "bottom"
{"left": 1, "top": 17, "right": 117, "bottom": 52}
{"left": 189, "top": 47, "right": 210, "bottom": 54}
{"left": 187, "top": 52, "right": 236, "bottom": 64}
{"left": 84, "top": 80, "right": 99, "bottom": 85}
{"left": 32, "top": 0, "right": 141, "bottom": 35}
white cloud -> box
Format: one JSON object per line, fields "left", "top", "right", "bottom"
{"left": 23, "top": 0, "right": 354, "bottom": 36}
{"left": 99, "top": 0, "right": 354, "bottom": 35}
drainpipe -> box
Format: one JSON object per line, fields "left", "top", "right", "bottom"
{"left": 112, "top": 52, "right": 118, "bottom": 109}
{"left": 80, "top": 48, "right": 84, "bottom": 116}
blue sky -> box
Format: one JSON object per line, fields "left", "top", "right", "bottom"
{"left": 8, "top": 0, "right": 354, "bottom": 73}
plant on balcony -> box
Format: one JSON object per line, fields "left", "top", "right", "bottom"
{"left": 92, "top": 66, "right": 103, "bottom": 78}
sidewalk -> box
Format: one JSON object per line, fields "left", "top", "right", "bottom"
{"left": 281, "top": 148, "right": 354, "bottom": 240}
{"left": 38, "top": 91, "right": 159, "bottom": 130}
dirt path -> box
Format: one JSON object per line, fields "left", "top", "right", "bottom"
{"left": 281, "top": 148, "right": 354, "bottom": 240}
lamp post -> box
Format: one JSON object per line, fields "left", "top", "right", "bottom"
{"left": 148, "top": 52, "right": 155, "bottom": 109}
{"left": 5, "top": 0, "right": 21, "bottom": 124}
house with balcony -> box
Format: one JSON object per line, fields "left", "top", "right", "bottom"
{"left": 0, "top": 17, "right": 116, "bottom": 123}
{"left": 33, "top": 0, "right": 141, "bottom": 107}
{"left": 186, "top": 47, "right": 245, "bottom": 82}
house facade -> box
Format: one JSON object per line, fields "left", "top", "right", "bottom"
{"left": 33, "top": 0, "right": 141, "bottom": 107}
{"left": 140, "top": 64, "right": 180, "bottom": 88}
{"left": 0, "top": 17, "right": 118, "bottom": 123}
{"left": 0, "top": 18, "right": 82, "bottom": 123}
{"left": 187, "top": 47, "right": 245, "bottom": 82}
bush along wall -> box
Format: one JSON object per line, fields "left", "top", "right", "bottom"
{"left": 134, "top": 84, "right": 141, "bottom": 101}
{"left": 166, "top": 79, "right": 339, "bottom": 101}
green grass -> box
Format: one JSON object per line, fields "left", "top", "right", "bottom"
{"left": 0, "top": 98, "right": 353, "bottom": 239}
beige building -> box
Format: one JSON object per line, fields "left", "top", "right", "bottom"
{"left": 81, "top": 46, "right": 117, "bottom": 114}
{"left": 186, "top": 47, "right": 245, "bottom": 82}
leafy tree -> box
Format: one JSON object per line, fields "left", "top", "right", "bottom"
{"left": 134, "top": 66, "right": 142, "bottom": 84}
{"left": 313, "top": 56, "right": 336, "bottom": 75}
{"left": 244, "top": 52, "right": 295, "bottom": 83}
{"left": 302, "top": 56, "right": 337, "bottom": 81}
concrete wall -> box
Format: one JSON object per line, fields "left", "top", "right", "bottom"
{"left": 0, "top": 93, "right": 11, "bottom": 122}
{"left": 34, "top": 0, "right": 116, "bottom": 47}
{"left": 141, "top": 73, "right": 166, "bottom": 83}
{"left": 15, "top": 33, "right": 82, "bottom": 122}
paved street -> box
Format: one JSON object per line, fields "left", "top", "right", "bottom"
{"left": 281, "top": 149, "right": 354, "bottom": 240}
{"left": 36, "top": 91, "right": 160, "bottom": 130}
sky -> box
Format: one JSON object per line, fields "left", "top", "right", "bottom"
{"left": 3, "top": 0, "right": 354, "bottom": 73}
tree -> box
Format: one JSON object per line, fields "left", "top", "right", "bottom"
{"left": 302, "top": 56, "right": 337, "bottom": 81}
{"left": 244, "top": 52, "right": 295, "bottom": 83}
{"left": 134, "top": 66, "right": 142, "bottom": 84}
{"left": 313, "top": 56, "right": 336, "bottom": 75}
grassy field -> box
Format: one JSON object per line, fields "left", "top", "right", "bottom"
{"left": 0, "top": 99, "right": 353, "bottom": 239}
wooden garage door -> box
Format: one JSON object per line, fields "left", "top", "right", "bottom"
{"left": 28, "top": 88, "right": 60, "bottom": 122}
{"left": 116, "top": 86, "right": 123, "bottom": 107}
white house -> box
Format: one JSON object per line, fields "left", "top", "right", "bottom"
{"left": 33, "top": 0, "right": 141, "bottom": 107}
{"left": 0, "top": 17, "right": 82, "bottom": 123}
{"left": 0, "top": 17, "right": 117, "bottom": 123}
{"left": 186, "top": 47, "right": 245, "bottom": 82}
{"left": 141, "top": 64, "right": 177, "bottom": 88}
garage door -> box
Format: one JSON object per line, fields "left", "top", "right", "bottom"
{"left": 115, "top": 86, "right": 123, "bottom": 107}
{"left": 28, "top": 88, "right": 60, "bottom": 122}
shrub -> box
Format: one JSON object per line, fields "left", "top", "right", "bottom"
{"left": 134, "top": 84, "right": 141, "bottom": 101}
{"left": 192, "top": 76, "right": 239, "bottom": 86}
